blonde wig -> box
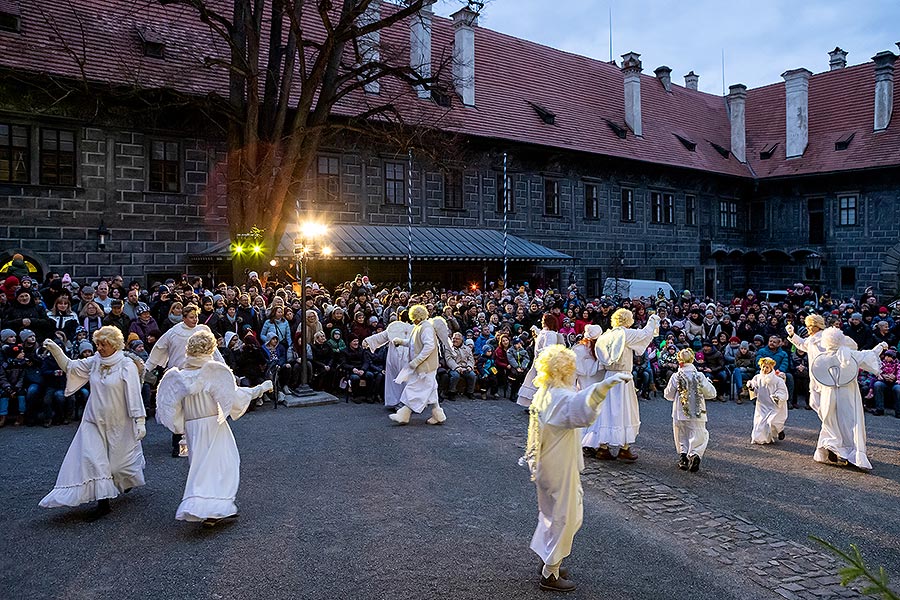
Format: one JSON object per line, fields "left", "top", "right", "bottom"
{"left": 804, "top": 314, "right": 825, "bottom": 332}
{"left": 409, "top": 304, "right": 429, "bottom": 323}
{"left": 186, "top": 330, "right": 217, "bottom": 357}
{"left": 758, "top": 356, "right": 776, "bottom": 369}
{"left": 182, "top": 303, "right": 200, "bottom": 317}
{"left": 611, "top": 308, "right": 634, "bottom": 328}
{"left": 533, "top": 344, "right": 576, "bottom": 389}
{"left": 92, "top": 325, "right": 125, "bottom": 352}
{"left": 677, "top": 348, "right": 696, "bottom": 364}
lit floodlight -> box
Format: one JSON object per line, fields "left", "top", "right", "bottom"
{"left": 269, "top": 259, "right": 278, "bottom": 267}
{"left": 251, "top": 244, "right": 263, "bottom": 255}
{"left": 322, "top": 246, "right": 333, "bottom": 256}
{"left": 301, "top": 221, "right": 328, "bottom": 239}
{"left": 232, "top": 243, "right": 245, "bottom": 255}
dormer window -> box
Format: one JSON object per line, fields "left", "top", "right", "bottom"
{"left": 709, "top": 141, "right": 730, "bottom": 159}
{"left": 527, "top": 101, "right": 556, "bottom": 125}
{"left": 835, "top": 132, "right": 855, "bottom": 151}
{"left": 137, "top": 26, "right": 165, "bottom": 59}
{"left": 759, "top": 142, "right": 778, "bottom": 160}
{"left": 674, "top": 133, "right": 696, "bottom": 152}
{"left": 0, "top": 1, "right": 21, "bottom": 33}
{"left": 605, "top": 119, "right": 627, "bottom": 140}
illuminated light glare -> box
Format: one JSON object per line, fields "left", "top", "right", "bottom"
{"left": 301, "top": 222, "right": 328, "bottom": 239}
{"left": 269, "top": 259, "right": 278, "bottom": 267}
{"left": 251, "top": 244, "right": 263, "bottom": 255}
{"left": 232, "top": 243, "right": 245, "bottom": 255}
{"left": 322, "top": 246, "right": 333, "bottom": 256}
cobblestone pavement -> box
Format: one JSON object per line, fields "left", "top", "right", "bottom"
{"left": 1, "top": 392, "right": 897, "bottom": 599}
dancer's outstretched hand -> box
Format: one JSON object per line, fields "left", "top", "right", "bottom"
{"left": 785, "top": 323, "right": 795, "bottom": 337}
{"left": 261, "top": 380, "right": 274, "bottom": 394}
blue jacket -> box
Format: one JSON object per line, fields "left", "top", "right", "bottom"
{"left": 755, "top": 346, "right": 789, "bottom": 372}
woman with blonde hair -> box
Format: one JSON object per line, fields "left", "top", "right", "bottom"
{"left": 79, "top": 301, "right": 105, "bottom": 337}
{"left": 39, "top": 325, "right": 147, "bottom": 518}
{"left": 156, "top": 330, "right": 272, "bottom": 526}
{"left": 747, "top": 356, "right": 789, "bottom": 444}
{"left": 521, "top": 344, "right": 631, "bottom": 592}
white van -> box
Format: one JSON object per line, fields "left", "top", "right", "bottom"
{"left": 602, "top": 278, "right": 676, "bottom": 300}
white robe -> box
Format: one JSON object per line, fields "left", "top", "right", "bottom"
{"left": 516, "top": 330, "right": 566, "bottom": 408}
{"left": 40, "top": 352, "right": 146, "bottom": 508}
{"left": 147, "top": 322, "right": 224, "bottom": 371}
{"left": 581, "top": 316, "right": 658, "bottom": 450}
{"left": 748, "top": 371, "right": 789, "bottom": 444}
{"left": 664, "top": 364, "right": 717, "bottom": 458}
{"left": 394, "top": 321, "right": 439, "bottom": 414}
{"left": 790, "top": 330, "right": 855, "bottom": 418}
{"left": 364, "top": 322, "right": 413, "bottom": 408}
{"left": 813, "top": 347, "right": 881, "bottom": 470}
{"left": 530, "top": 383, "right": 608, "bottom": 567}
{"left": 156, "top": 359, "right": 265, "bottom": 521}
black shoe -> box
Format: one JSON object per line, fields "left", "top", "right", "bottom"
{"left": 540, "top": 574, "right": 576, "bottom": 592}
{"left": 872, "top": 408, "right": 885, "bottom": 416}
{"left": 678, "top": 453, "right": 689, "bottom": 470}
{"left": 804, "top": 404, "right": 813, "bottom": 410}
{"left": 465, "top": 393, "right": 474, "bottom": 399}
{"left": 788, "top": 404, "right": 796, "bottom": 410}
{"left": 171, "top": 446, "right": 180, "bottom": 458}
{"left": 777, "top": 430, "right": 785, "bottom": 440}
{"left": 87, "top": 499, "right": 111, "bottom": 522}
{"left": 688, "top": 454, "right": 701, "bottom": 473}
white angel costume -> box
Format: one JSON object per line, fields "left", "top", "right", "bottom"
{"left": 363, "top": 320, "right": 414, "bottom": 408}
{"left": 391, "top": 316, "right": 450, "bottom": 425}
{"left": 156, "top": 358, "right": 271, "bottom": 521}
{"left": 40, "top": 351, "right": 146, "bottom": 508}
{"left": 664, "top": 364, "right": 717, "bottom": 459}
{"left": 146, "top": 322, "right": 224, "bottom": 371}
{"left": 811, "top": 338, "right": 883, "bottom": 470}
{"left": 517, "top": 329, "right": 567, "bottom": 408}
{"left": 523, "top": 375, "right": 628, "bottom": 576}
{"left": 789, "top": 329, "right": 855, "bottom": 417}
{"left": 747, "top": 371, "right": 789, "bottom": 444}
{"left": 581, "top": 315, "right": 658, "bottom": 451}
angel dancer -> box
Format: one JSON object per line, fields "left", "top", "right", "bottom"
{"left": 39, "top": 326, "right": 146, "bottom": 519}
{"left": 747, "top": 357, "right": 789, "bottom": 444}
{"left": 811, "top": 330, "right": 885, "bottom": 471}
{"left": 663, "top": 349, "right": 718, "bottom": 472}
{"left": 581, "top": 309, "right": 659, "bottom": 461}
{"left": 156, "top": 330, "right": 272, "bottom": 526}
{"left": 516, "top": 313, "right": 566, "bottom": 408}
{"left": 362, "top": 310, "right": 413, "bottom": 409}
{"left": 786, "top": 315, "right": 831, "bottom": 416}
{"left": 389, "top": 306, "right": 449, "bottom": 426}
{"left": 520, "top": 344, "right": 631, "bottom": 592}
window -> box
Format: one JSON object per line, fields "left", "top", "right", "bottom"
{"left": 586, "top": 268, "right": 602, "bottom": 298}
{"left": 384, "top": 161, "right": 405, "bottom": 205}
{"left": 840, "top": 267, "right": 856, "bottom": 289}
{"left": 443, "top": 169, "right": 463, "bottom": 209}
{"left": 719, "top": 200, "right": 738, "bottom": 229}
{"left": 620, "top": 188, "right": 634, "bottom": 222}
{"left": 496, "top": 172, "right": 514, "bottom": 214}
{"left": 544, "top": 178, "right": 560, "bottom": 216}
{"left": 838, "top": 195, "right": 857, "bottom": 226}
{"left": 584, "top": 183, "right": 599, "bottom": 219}
{"left": 663, "top": 194, "right": 675, "bottom": 224}
{"left": 683, "top": 268, "right": 694, "bottom": 292}
{"left": 750, "top": 199, "right": 766, "bottom": 230}
{"left": 808, "top": 198, "right": 825, "bottom": 244}
{"left": 39, "top": 128, "right": 76, "bottom": 186}
{"left": 0, "top": 6, "right": 20, "bottom": 32}
{"left": 650, "top": 192, "right": 662, "bottom": 223}
{"left": 315, "top": 155, "right": 340, "bottom": 203}
{"left": 685, "top": 195, "right": 697, "bottom": 226}
{"left": 655, "top": 269, "right": 667, "bottom": 283}
{"left": 149, "top": 140, "right": 180, "bottom": 192}
{"left": 0, "top": 123, "right": 28, "bottom": 183}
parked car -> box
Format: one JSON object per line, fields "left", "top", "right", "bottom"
{"left": 603, "top": 278, "right": 676, "bottom": 301}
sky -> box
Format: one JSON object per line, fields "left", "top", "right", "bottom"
{"left": 433, "top": 0, "right": 900, "bottom": 94}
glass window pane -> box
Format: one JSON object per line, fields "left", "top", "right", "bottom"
{"left": 151, "top": 141, "right": 164, "bottom": 160}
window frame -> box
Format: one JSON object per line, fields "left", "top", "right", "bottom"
{"left": 719, "top": 199, "right": 738, "bottom": 229}
{"left": 148, "top": 139, "right": 181, "bottom": 193}
{"left": 443, "top": 168, "right": 464, "bottom": 210}
{"left": 543, "top": 177, "right": 560, "bottom": 216}
{"left": 39, "top": 127, "right": 77, "bottom": 186}
{"left": 0, "top": 122, "right": 29, "bottom": 184}
{"left": 620, "top": 187, "right": 635, "bottom": 222}
{"left": 584, "top": 182, "right": 599, "bottom": 220}
{"left": 685, "top": 194, "right": 697, "bottom": 227}
{"left": 383, "top": 160, "right": 406, "bottom": 205}
{"left": 840, "top": 266, "right": 856, "bottom": 289}
{"left": 663, "top": 193, "right": 675, "bottom": 224}
{"left": 837, "top": 194, "right": 858, "bottom": 226}
{"left": 650, "top": 191, "right": 663, "bottom": 224}
{"left": 315, "top": 154, "right": 341, "bottom": 204}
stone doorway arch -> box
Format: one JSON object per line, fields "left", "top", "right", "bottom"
{"left": 878, "top": 244, "right": 900, "bottom": 298}
{"left": 0, "top": 247, "right": 49, "bottom": 283}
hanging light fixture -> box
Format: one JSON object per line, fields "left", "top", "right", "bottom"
{"left": 97, "top": 220, "right": 110, "bottom": 251}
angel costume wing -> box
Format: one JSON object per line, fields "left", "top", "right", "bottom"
{"left": 595, "top": 329, "right": 627, "bottom": 367}
{"left": 430, "top": 316, "right": 453, "bottom": 352}
{"left": 196, "top": 360, "right": 251, "bottom": 422}
{"left": 385, "top": 320, "right": 414, "bottom": 340}
{"left": 156, "top": 368, "right": 189, "bottom": 433}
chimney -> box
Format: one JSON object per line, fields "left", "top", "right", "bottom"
{"left": 828, "top": 47, "right": 847, "bottom": 70}
{"left": 621, "top": 52, "right": 643, "bottom": 136}
{"left": 451, "top": 7, "right": 478, "bottom": 106}
{"left": 782, "top": 68, "right": 812, "bottom": 158}
{"left": 409, "top": 1, "right": 434, "bottom": 99}
{"left": 654, "top": 66, "right": 672, "bottom": 92}
{"left": 359, "top": 0, "right": 381, "bottom": 94}
{"left": 873, "top": 51, "right": 897, "bottom": 131}
{"left": 684, "top": 70, "right": 699, "bottom": 91}
{"left": 727, "top": 84, "right": 747, "bottom": 163}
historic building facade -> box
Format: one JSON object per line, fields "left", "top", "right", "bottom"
{"left": 0, "top": 1, "right": 898, "bottom": 299}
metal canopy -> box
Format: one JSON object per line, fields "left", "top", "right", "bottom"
{"left": 194, "top": 225, "right": 572, "bottom": 263}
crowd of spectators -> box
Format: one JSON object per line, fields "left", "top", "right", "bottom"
{"left": 2, "top": 263, "right": 900, "bottom": 429}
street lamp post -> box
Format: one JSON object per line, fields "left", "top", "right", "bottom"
{"left": 294, "top": 222, "right": 330, "bottom": 392}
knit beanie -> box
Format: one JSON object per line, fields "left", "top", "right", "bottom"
{"left": 0, "top": 328, "right": 15, "bottom": 341}
{"left": 19, "top": 329, "right": 35, "bottom": 341}
{"left": 79, "top": 341, "right": 94, "bottom": 354}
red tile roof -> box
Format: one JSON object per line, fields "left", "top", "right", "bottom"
{"left": 0, "top": 0, "right": 897, "bottom": 181}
